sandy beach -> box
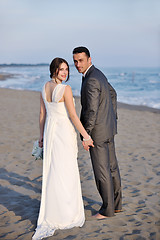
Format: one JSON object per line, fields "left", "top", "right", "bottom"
{"left": 0, "top": 88, "right": 160, "bottom": 240}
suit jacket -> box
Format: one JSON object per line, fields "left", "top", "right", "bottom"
{"left": 80, "top": 65, "right": 117, "bottom": 143}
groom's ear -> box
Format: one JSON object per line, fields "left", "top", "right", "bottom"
{"left": 88, "top": 57, "right": 92, "bottom": 64}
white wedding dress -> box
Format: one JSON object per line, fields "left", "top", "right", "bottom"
{"left": 32, "top": 83, "right": 85, "bottom": 240}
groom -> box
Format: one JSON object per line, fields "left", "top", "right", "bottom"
{"left": 73, "top": 46, "right": 122, "bottom": 219}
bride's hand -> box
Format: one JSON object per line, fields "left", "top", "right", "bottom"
{"left": 82, "top": 138, "right": 94, "bottom": 151}
{"left": 39, "top": 138, "right": 43, "bottom": 148}
{"left": 82, "top": 141, "right": 89, "bottom": 151}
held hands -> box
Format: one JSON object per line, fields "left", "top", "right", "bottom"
{"left": 82, "top": 136, "right": 94, "bottom": 151}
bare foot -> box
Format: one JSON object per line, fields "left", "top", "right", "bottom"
{"left": 92, "top": 213, "right": 108, "bottom": 219}
{"left": 115, "top": 210, "right": 122, "bottom": 213}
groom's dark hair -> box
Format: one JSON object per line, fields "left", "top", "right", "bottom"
{"left": 72, "top": 46, "right": 90, "bottom": 58}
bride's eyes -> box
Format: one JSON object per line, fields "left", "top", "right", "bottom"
{"left": 59, "top": 68, "right": 68, "bottom": 71}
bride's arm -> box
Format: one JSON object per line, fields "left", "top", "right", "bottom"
{"left": 39, "top": 93, "right": 46, "bottom": 147}
{"left": 64, "top": 85, "right": 94, "bottom": 149}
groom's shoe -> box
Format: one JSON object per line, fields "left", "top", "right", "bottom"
{"left": 92, "top": 213, "right": 108, "bottom": 220}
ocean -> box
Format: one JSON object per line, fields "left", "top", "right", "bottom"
{"left": 0, "top": 64, "right": 160, "bottom": 109}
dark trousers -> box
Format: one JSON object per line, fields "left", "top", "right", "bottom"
{"left": 89, "top": 137, "right": 122, "bottom": 217}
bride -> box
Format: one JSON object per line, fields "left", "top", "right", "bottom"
{"left": 32, "top": 57, "right": 94, "bottom": 239}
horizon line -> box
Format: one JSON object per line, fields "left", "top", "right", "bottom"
{"left": 0, "top": 63, "right": 160, "bottom": 68}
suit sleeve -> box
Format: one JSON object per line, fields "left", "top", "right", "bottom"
{"left": 108, "top": 82, "right": 118, "bottom": 119}
{"left": 83, "top": 78, "right": 100, "bottom": 135}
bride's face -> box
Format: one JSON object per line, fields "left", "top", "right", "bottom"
{"left": 56, "top": 62, "right": 68, "bottom": 82}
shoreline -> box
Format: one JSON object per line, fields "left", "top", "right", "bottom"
{"left": 0, "top": 69, "right": 159, "bottom": 112}
{"left": 0, "top": 87, "right": 160, "bottom": 114}
{"left": 117, "top": 102, "right": 160, "bottom": 114}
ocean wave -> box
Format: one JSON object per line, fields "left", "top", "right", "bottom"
{"left": 0, "top": 65, "right": 160, "bottom": 109}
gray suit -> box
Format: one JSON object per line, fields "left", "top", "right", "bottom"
{"left": 80, "top": 65, "right": 122, "bottom": 217}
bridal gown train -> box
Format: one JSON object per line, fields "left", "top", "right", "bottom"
{"left": 32, "top": 83, "right": 85, "bottom": 240}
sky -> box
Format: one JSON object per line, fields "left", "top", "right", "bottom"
{"left": 0, "top": 0, "right": 160, "bottom": 67}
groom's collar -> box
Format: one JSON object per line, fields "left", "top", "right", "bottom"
{"left": 83, "top": 64, "right": 93, "bottom": 77}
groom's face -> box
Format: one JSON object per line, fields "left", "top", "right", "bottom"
{"left": 73, "top": 52, "right": 91, "bottom": 74}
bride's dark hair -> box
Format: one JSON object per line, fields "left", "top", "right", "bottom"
{"left": 50, "top": 57, "right": 69, "bottom": 82}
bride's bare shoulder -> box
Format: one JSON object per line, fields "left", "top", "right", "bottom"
{"left": 65, "top": 85, "right": 72, "bottom": 91}
{"left": 45, "top": 81, "right": 51, "bottom": 87}
{"left": 64, "top": 85, "right": 73, "bottom": 99}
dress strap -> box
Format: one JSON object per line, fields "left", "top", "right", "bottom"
{"left": 52, "top": 84, "right": 67, "bottom": 103}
